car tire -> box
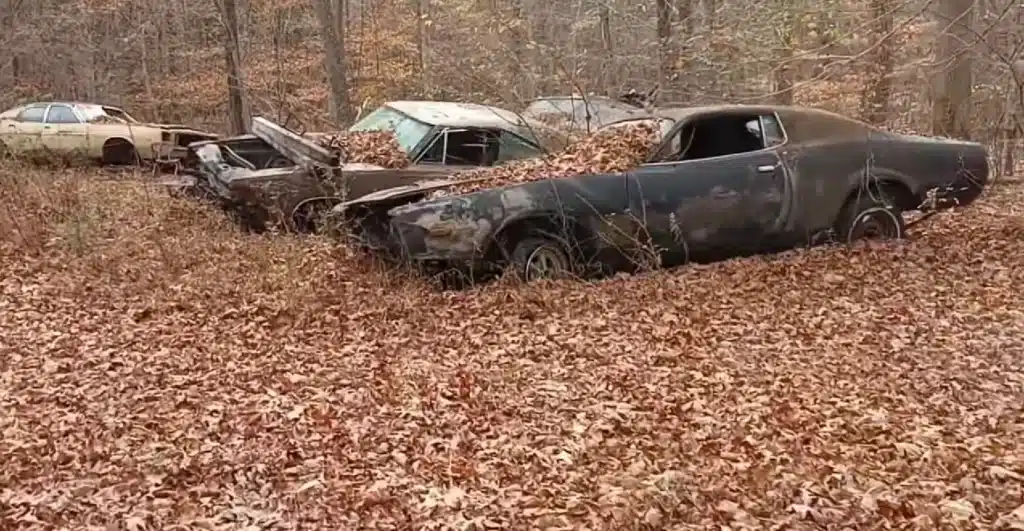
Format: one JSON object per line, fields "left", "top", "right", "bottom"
{"left": 508, "top": 234, "right": 575, "bottom": 282}
{"left": 835, "top": 186, "right": 906, "bottom": 244}
{"left": 102, "top": 139, "right": 138, "bottom": 166}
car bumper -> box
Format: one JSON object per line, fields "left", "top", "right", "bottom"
{"left": 931, "top": 166, "right": 988, "bottom": 209}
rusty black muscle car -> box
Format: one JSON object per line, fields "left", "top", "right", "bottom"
{"left": 175, "top": 101, "right": 566, "bottom": 232}
{"left": 329, "top": 104, "right": 990, "bottom": 285}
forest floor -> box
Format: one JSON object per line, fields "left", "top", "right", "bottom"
{"left": 1, "top": 162, "right": 1023, "bottom": 529}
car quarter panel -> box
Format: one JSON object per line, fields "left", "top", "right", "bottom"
{"left": 869, "top": 133, "right": 989, "bottom": 207}
{"left": 776, "top": 109, "right": 990, "bottom": 234}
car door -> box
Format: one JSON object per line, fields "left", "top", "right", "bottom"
{"left": 3, "top": 104, "right": 49, "bottom": 153}
{"left": 40, "top": 104, "right": 89, "bottom": 154}
{"left": 625, "top": 111, "right": 790, "bottom": 265}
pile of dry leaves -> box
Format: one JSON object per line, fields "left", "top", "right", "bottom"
{"left": 314, "top": 130, "right": 411, "bottom": 169}
{"left": 436, "top": 121, "right": 658, "bottom": 197}
{"left": 1, "top": 161, "right": 1023, "bottom": 530}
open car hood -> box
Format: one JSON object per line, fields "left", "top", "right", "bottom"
{"left": 251, "top": 116, "right": 339, "bottom": 171}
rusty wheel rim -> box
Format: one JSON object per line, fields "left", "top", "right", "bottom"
{"left": 849, "top": 208, "right": 902, "bottom": 242}
{"left": 524, "top": 245, "right": 569, "bottom": 281}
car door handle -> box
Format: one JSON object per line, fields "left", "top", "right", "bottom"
{"left": 712, "top": 189, "right": 739, "bottom": 199}
{"left": 756, "top": 164, "right": 777, "bottom": 173}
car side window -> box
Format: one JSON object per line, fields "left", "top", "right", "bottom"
{"left": 418, "top": 128, "right": 500, "bottom": 166}
{"left": 45, "top": 105, "right": 81, "bottom": 124}
{"left": 760, "top": 114, "right": 785, "bottom": 147}
{"left": 496, "top": 132, "right": 541, "bottom": 164}
{"left": 655, "top": 112, "right": 772, "bottom": 163}
{"left": 17, "top": 105, "right": 47, "bottom": 123}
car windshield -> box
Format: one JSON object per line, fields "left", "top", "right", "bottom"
{"left": 77, "top": 105, "right": 138, "bottom": 124}
{"left": 347, "top": 105, "right": 433, "bottom": 154}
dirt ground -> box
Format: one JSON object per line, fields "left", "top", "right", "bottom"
{"left": 1, "top": 163, "right": 1022, "bottom": 530}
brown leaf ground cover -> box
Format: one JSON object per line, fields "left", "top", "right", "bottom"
{"left": 1, "top": 162, "right": 1023, "bottom": 530}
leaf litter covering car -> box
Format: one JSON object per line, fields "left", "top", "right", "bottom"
{"left": 330, "top": 104, "right": 989, "bottom": 285}
{"left": 0, "top": 101, "right": 216, "bottom": 166}
{"left": 177, "top": 101, "right": 566, "bottom": 232}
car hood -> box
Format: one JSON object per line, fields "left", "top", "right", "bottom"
{"left": 330, "top": 176, "right": 487, "bottom": 213}
{"left": 341, "top": 162, "right": 386, "bottom": 171}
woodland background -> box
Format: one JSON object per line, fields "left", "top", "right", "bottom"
{"left": 0, "top": 0, "right": 1021, "bottom": 175}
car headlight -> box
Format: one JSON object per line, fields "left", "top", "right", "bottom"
{"left": 426, "top": 221, "right": 461, "bottom": 238}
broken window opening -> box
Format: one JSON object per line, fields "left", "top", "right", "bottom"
{"left": 658, "top": 113, "right": 785, "bottom": 163}
{"left": 100, "top": 107, "right": 137, "bottom": 123}
{"left": 418, "top": 128, "right": 502, "bottom": 166}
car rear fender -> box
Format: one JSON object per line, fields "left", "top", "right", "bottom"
{"left": 839, "top": 166, "right": 919, "bottom": 211}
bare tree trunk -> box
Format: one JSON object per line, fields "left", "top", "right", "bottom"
{"left": 772, "top": 0, "right": 796, "bottom": 105}
{"left": 674, "top": 0, "right": 696, "bottom": 94}
{"left": 859, "top": 0, "right": 894, "bottom": 125}
{"left": 1006, "top": 59, "right": 1024, "bottom": 175}
{"left": 314, "top": 0, "right": 350, "bottom": 125}
{"left": 503, "top": 0, "right": 530, "bottom": 101}
{"left": 931, "top": 0, "right": 974, "bottom": 139}
{"left": 219, "top": 0, "right": 249, "bottom": 134}
{"left": 655, "top": 0, "right": 674, "bottom": 84}
{"left": 598, "top": 4, "right": 614, "bottom": 93}
{"left": 414, "top": 0, "right": 427, "bottom": 94}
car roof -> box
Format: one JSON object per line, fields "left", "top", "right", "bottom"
{"left": 528, "top": 94, "right": 636, "bottom": 105}
{"left": 385, "top": 101, "right": 530, "bottom": 133}
{"left": 604, "top": 103, "right": 869, "bottom": 126}
{"left": 17, "top": 101, "right": 125, "bottom": 111}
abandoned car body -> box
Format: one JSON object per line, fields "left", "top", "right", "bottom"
{"left": 184, "top": 101, "right": 556, "bottom": 232}
{"left": 522, "top": 90, "right": 656, "bottom": 133}
{"left": 332, "top": 104, "right": 990, "bottom": 283}
{"left": 0, "top": 101, "right": 216, "bottom": 165}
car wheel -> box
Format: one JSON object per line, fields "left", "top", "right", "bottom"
{"left": 836, "top": 187, "right": 906, "bottom": 243}
{"left": 102, "top": 139, "right": 138, "bottom": 166}
{"left": 509, "top": 234, "right": 574, "bottom": 282}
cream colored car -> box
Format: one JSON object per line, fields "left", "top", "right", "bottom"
{"left": 0, "top": 101, "right": 217, "bottom": 165}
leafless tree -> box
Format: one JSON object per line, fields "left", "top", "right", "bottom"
{"left": 0, "top": 0, "right": 1016, "bottom": 175}
{"left": 930, "top": 0, "right": 974, "bottom": 139}
{"left": 218, "top": 0, "right": 250, "bottom": 134}
{"left": 313, "top": 0, "right": 350, "bottom": 125}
